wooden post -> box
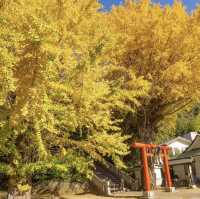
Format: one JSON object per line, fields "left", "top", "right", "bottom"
{"left": 188, "top": 164, "right": 196, "bottom": 189}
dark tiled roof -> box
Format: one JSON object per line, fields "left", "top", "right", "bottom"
{"left": 176, "top": 135, "right": 200, "bottom": 159}
{"left": 178, "top": 148, "right": 200, "bottom": 159}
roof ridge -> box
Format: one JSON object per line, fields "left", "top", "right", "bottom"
{"left": 165, "top": 136, "right": 191, "bottom": 145}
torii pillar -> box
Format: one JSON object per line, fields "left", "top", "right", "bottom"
{"left": 161, "top": 145, "right": 175, "bottom": 192}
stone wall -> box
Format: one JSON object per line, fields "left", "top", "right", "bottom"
{"left": 33, "top": 181, "right": 90, "bottom": 198}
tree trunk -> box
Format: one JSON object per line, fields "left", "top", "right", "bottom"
{"left": 7, "top": 189, "right": 31, "bottom": 199}
{"left": 138, "top": 124, "right": 156, "bottom": 143}
{"left": 136, "top": 103, "right": 161, "bottom": 143}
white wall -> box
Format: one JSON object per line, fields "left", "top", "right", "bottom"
{"left": 183, "top": 132, "right": 198, "bottom": 141}
{"left": 154, "top": 167, "right": 163, "bottom": 186}
{"left": 168, "top": 141, "right": 188, "bottom": 156}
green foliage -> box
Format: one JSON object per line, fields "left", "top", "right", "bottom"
{"left": 155, "top": 115, "right": 177, "bottom": 144}
{"left": 168, "top": 149, "right": 181, "bottom": 158}
{"left": 155, "top": 102, "right": 200, "bottom": 143}
{"left": 176, "top": 103, "right": 200, "bottom": 135}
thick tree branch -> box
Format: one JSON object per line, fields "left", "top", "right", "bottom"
{"left": 162, "top": 99, "right": 193, "bottom": 117}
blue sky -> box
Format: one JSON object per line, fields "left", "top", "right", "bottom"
{"left": 100, "top": 0, "right": 200, "bottom": 11}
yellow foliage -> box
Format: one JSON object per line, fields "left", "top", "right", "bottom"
{"left": 0, "top": 0, "right": 150, "bottom": 186}
{"left": 109, "top": 0, "right": 200, "bottom": 141}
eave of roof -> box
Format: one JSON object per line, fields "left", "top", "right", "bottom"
{"left": 169, "top": 157, "right": 193, "bottom": 166}
{"left": 173, "top": 135, "right": 200, "bottom": 159}
{"left": 178, "top": 149, "right": 200, "bottom": 159}
{"left": 165, "top": 136, "right": 191, "bottom": 145}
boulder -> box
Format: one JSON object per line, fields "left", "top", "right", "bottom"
{"left": 7, "top": 189, "right": 31, "bottom": 199}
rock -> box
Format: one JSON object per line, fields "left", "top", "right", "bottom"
{"left": 7, "top": 190, "right": 31, "bottom": 199}
{"left": 69, "top": 182, "right": 89, "bottom": 194}
{"left": 33, "top": 182, "right": 49, "bottom": 195}
{"left": 48, "top": 181, "right": 59, "bottom": 193}
{"left": 34, "top": 181, "right": 59, "bottom": 195}
{"left": 56, "top": 182, "right": 70, "bottom": 196}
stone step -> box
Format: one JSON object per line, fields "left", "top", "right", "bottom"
{"left": 94, "top": 163, "right": 126, "bottom": 193}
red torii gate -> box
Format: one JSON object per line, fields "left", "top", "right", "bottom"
{"left": 132, "top": 143, "right": 175, "bottom": 198}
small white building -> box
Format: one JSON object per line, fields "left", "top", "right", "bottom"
{"left": 169, "top": 135, "right": 200, "bottom": 187}
{"left": 154, "top": 132, "right": 199, "bottom": 186}
{"left": 165, "top": 136, "right": 191, "bottom": 157}
{"left": 134, "top": 132, "right": 200, "bottom": 188}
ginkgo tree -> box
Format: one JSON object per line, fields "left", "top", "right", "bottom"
{"left": 109, "top": 0, "right": 200, "bottom": 142}
{"left": 0, "top": 0, "right": 148, "bottom": 198}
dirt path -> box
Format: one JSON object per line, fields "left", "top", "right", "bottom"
{"left": 69, "top": 188, "right": 200, "bottom": 199}
{"left": 0, "top": 188, "right": 200, "bottom": 199}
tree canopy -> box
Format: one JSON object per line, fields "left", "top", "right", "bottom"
{"left": 1, "top": 0, "right": 200, "bottom": 197}
{"left": 109, "top": 0, "right": 200, "bottom": 142}
{"left": 0, "top": 0, "right": 148, "bottom": 194}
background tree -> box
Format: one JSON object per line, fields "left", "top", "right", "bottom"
{"left": 176, "top": 103, "right": 200, "bottom": 135}
{"left": 155, "top": 115, "right": 177, "bottom": 143}
{"left": 109, "top": 0, "right": 200, "bottom": 142}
